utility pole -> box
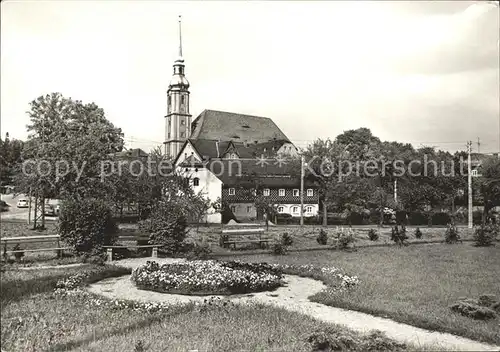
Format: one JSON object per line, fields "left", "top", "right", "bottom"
{"left": 477, "top": 137, "right": 481, "bottom": 154}
{"left": 467, "top": 141, "right": 473, "bottom": 229}
{"left": 393, "top": 179, "right": 397, "bottom": 203}
{"left": 300, "top": 155, "right": 304, "bottom": 227}
{"left": 27, "top": 187, "right": 32, "bottom": 225}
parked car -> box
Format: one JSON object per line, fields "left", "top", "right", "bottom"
{"left": 44, "top": 204, "right": 55, "bottom": 216}
{"left": 0, "top": 200, "right": 9, "bottom": 212}
{"left": 17, "top": 199, "right": 29, "bottom": 208}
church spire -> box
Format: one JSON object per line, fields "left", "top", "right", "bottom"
{"left": 178, "top": 15, "right": 183, "bottom": 59}
{"left": 164, "top": 15, "right": 191, "bottom": 159}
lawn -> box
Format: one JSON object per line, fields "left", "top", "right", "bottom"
{"left": 1, "top": 264, "right": 433, "bottom": 351}
{"left": 236, "top": 243, "right": 500, "bottom": 345}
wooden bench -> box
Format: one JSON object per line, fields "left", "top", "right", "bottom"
{"left": 220, "top": 225, "right": 269, "bottom": 249}
{"left": 103, "top": 233, "right": 159, "bottom": 262}
{"left": 1, "top": 235, "right": 69, "bottom": 261}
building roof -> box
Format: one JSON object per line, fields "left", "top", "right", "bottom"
{"left": 110, "top": 148, "right": 149, "bottom": 159}
{"left": 181, "top": 138, "right": 291, "bottom": 161}
{"left": 190, "top": 109, "right": 291, "bottom": 143}
{"left": 178, "top": 158, "right": 318, "bottom": 188}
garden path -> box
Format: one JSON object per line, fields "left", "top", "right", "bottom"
{"left": 88, "top": 258, "right": 500, "bottom": 352}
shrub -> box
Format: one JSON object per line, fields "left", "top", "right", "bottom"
{"left": 360, "top": 330, "right": 407, "bottom": 351}
{"left": 432, "top": 212, "right": 452, "bottom": 226}
{"left": 414, "top": 227, "right": 423, "bottom": 239}
{"left": 82, "top": 253, "right": 107, "bottom": 266}
{"left": 131, "top": 260, "right": 283, "bottom": 295}
{"left": 11, "top": 244, "right": 24, "bottom": 262}
{"left": 444, "top": 224, "right": 461, "bottom": 244}
{"left": 450, "top": 300, "right": 497, "bottom": 320}
{"left": 390, "top": 226, "right": 408, "bottom": 246}
{"left": 408, "top": 212, "right": 428, "bottom": 226}
{"left": 367, "top": 229, "right": 378, "bottom": 241}
{"left": 305, "top": 328, "right": 406, "bottom": 352}
{"left": 280, "top": 232, "right": 294, "bottom": 246}
{"left": 395, "top": 211, "right": 408, "bottom": 226}
{"left": 272, "top": 241, "right": 288, "bottom": 255}
{"left": 59, "top": 198, "right": 118, "bottom": 255}
{"left": 473, "top": 210, "right": 483, "bottom": 225}
{"left": 478, "top": 294, "right": 498, "bottom": 308}
{"left": 317, "top": 229, "right": 328, "bottom": 245}
{"left": 333, "top": 228, "right": 356, "bottom": 250}
{"left": 187, "top": 238, "right": 212, "bottom": 260}
{"left": 473, "top": 224, "right": 498, "bottom": 247}
{"left": 347, "top": 212, "right": 365, "bottom": 225}
{"left": 139, "top": 200, "right": 188, "bottom": 255}
{"left": 219, "top": 234, "right": 229, "bottom": 248}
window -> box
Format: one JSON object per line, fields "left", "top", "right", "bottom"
{"left": 307, "top": 189, "right": 313, "bottom": 196}
{"left": 278, "top": 206, "right": 284, "bottom": 213}
{"left": 279, "top": 189, "right": 285, "bottom": 197}
{"left": 263, "top": 189, "right": 270, "bottom": 196}
{"left": 168, "top": 96, "right": 171, "bottom": 106}
{"left": 247, "top": 206, "right": 252, "bottom": 213}
{"left": 293, "top": 189, "right": 299, "bottom": 197}
{"left": 292, "top": 206, "right": 299, "bottom": 213}
{"left": 180, "top": 132, "right": 185, "bottom": 138}
{"left": 231, "top": 205, "right": 236, "bottom": 213}
{"left": 229, "top": 188, "right": 235, "bottom": 195}
{"left": 181, "top": 96, "right": 185, "bottom": 104}
{"left": 181, "top": 119, "right": 185, "bottom": 125}
{"left": 306, "top": 206, "right": 312, "bottom": 213}
{"left": 193, "top": 177, "right": 199, "bottom": 186}
{"left": 471, "top": 169, "right": 478, "bottom": 177}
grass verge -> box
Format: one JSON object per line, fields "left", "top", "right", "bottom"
{"left": 1, "top": 262, "right": 434, "bottom": 351}
{"left": 236, "top": 243, "right": 500, "bottom": 345}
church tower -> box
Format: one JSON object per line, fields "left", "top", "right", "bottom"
{"left": 164, "top": 15, "right": 191, "bottom": 159}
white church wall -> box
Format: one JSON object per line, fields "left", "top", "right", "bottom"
{"left": 178, "top": 166, "right": 222, "bottom": 223}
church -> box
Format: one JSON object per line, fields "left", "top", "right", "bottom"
{"left": 164, "top": 17, "right": 319, "bottom": 223}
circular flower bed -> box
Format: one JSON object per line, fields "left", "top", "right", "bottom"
{"left": 131, "top": 260, "right": 284, "bottom": 295}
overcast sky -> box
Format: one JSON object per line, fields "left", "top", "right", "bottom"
{"left": 1, "top": 1, "right": 499, "bottom": 153}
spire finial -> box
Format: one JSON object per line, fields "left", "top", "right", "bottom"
{"left": 178, "top": 15, "right": 183, "bottom": 58}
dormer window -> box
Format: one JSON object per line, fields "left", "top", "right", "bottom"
{"left": 229, "top": 188, "right": 235, "bottom": 195}
{"left": 193, "top": 177, "right": 200, "bottom": 186}
{"left": 263, "top": 189, "right": 270, "bottom": 196}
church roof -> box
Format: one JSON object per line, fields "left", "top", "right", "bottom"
{"left": 190, "top": 109, "right": 291, "bottom": 143}
{"left": 184, "top": 138, "right": 290, "bottom": 161}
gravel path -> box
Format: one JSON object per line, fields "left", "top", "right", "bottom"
{"left": 88, "top": 258, "right": 500, "bottom": 351}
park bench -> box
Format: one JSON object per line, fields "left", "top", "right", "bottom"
{"left": 220, "top": 224, "right": 269, "bottom": 249}
{"left": 1, "top": 235, "right": 69, "bottom": 261}
{"left": 103, "top": 233, "right": 159, "bottom": 262}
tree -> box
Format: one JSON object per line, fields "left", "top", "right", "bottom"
{"left": 0, "top": 134, "right": 24, "bottom": 187}
{"left": 480, "top": 156, "right": 500, "bottom": 223}
{"left": 17, "top": 93, "right": 124, "bottom": 200}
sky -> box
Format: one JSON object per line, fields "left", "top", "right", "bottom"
{"left": 1, "top": 0, "right": 499, "bottom": 154}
